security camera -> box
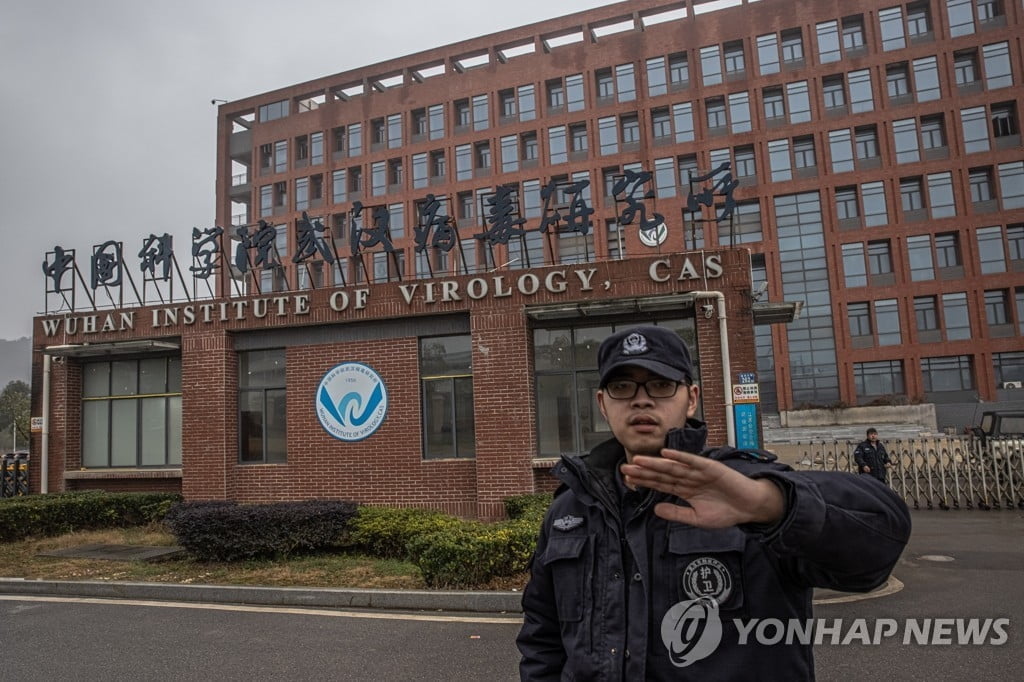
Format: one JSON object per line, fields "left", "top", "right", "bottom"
{"left": 702, "top": 303, "right": 715, "bottom": 319}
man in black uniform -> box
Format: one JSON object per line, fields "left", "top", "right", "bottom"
{"left": 854, "top": 427, "right": 891, "bottom": 484}
{"left": 517, "top": 326, "right": 911, "bottom": 681}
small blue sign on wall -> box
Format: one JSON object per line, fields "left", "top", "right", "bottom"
{"left": 734, "top": 403, "right": 759, "bottom": 449}
{"left": 737, "top": 372, "right": 757, "bottom": 385}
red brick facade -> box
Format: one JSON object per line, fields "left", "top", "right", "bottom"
{"left": 31, "top": 251, "right": 755, "bottom": 519}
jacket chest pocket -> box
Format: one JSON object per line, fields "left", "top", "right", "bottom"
{"left": 667, "top": 527, "right": 746, "bottom": 614}
{"left": 539, "top": 534, "right": 591, "bottom": 623}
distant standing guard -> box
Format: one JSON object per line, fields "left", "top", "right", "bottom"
{"left": 854, "top": 427, "right": 891, "bottom": 483}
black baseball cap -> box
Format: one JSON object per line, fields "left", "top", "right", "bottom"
{"left": 597, "top": 326, "right": 694, "bottom": 387}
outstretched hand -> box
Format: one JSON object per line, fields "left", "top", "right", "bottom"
{"left": 620, "top": 449, "right": 786, "bottom": 528}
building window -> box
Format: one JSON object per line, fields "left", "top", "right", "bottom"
{"left": 842, "top": 242, "right": 867, "bottom": 287}
{"left": 620, "top": 114, "right": 640, "bottom": 146}
{"left": 954, "top": 50, "right": 980, "bottom": 89}
{"left": 615, "top": 63, "right": 636, "bottom": 102}
{"left": 647, "top": 56, "right": 668, "bottom": 96}
{"left": 347, "top": 124, "right": 362, "bottom": 157}
{"left": 994, "top": 352, "right": 1024, "bottom": 386}
{"left": 668, "top": 53, "right": 689, "bottom": 88}
{"left": 735, "top": 146, "right": 756, "bottom": 177}
{"left": 970, "top": 168, "right": 995, "bottom": 205}
{"left": 842, "top": 16, "right": 866, "bottom": 52}
{"left": 912, "top": 56, "right": 941, "bottom": 101}
{"left": 984, "top": 289, "right": 1010, "bottom": 327}
{"left": 961, "top": 106, "right": 991, "bottom": 153}
{"left": 982, "top": 41, "right": 1013, "bottom": 89}
{"left": 822, "top": 75, "right": 846, "bottom": 110}
{"left": 849, "top": 302, "right": 872, "bottom": 339}
{"left": 942, "top": 292, "right": 971, "bottom": 340}
{"left": 258, "top": 100, "right": 288, "bottom": 122}
{"left": 598, "top": 117, "right": 618, "bottom": 155}
{"left": 756, "top": 33, "right": 780, "bottom": 75}
{"left": 947, "top": 0, "right": 976, "bottom": 36}
{"left": 855, "top": 360, "right": 905, "bottom": 398}
{"left": 906, "top": 2, "right": 932, "bottom": 37}
{"left": 816, "top": 20, "right": 841, "bottom": 63}
{"left": 763, "top": 87, "right": 785, "bottom": 120}
{"left": 922, "top": 355, "right": 974, "bottom": 392}
{"left": 81, "top": 357, "right": 182, "bottom": 468}
{"left": 848, "top": 69, "right": 874, "bottom": 112}
{"left": 855, "top": 126, "right": 880, "bottom": 161}
{"left": 926, "top": 172, "right": 956, "bottom": 218}
{"left": 239, "top": 349, "right": 286, "bottom": 464}
{"left": 700, "top": 45, "right": 722, "bottom": 86}
{"left": 706, "top": 97, "right": 727, "bottom": 130}
{"left": 935, "top": 232, "right": 962, "bottom": 269}
{"left": 781, "top": 29, "right": 804, "bottom": 63}
{"left": 907, "top": 234, "right": 935, "bottom": 280}
{"left": 793, "top": 136, "right": 816, "bottom": 169}
{"left": 915, "top": 295, "right": 940, "bottom": 336}
{"left": 878, "top": 6, "right": 907, "bottom": 51}
{"left": 768, "top": 139, "right": 792, "bottom": 181}
{"left": 998, "top": 161, "right": 1024, "bottom": 209}
{"left": 920, "top": 115, "right": 947, "bottom": 152}
{"left": 723, "top": 41, "right": 745, "bottom": 76}
{"left": 974, "top": 225, "right": 1007, "bottom": 274}
{"left": 900, "top": 177, "right": 925, "bottom": 213}
{"left": 836, "top": 187, "right": 859, "bottom": 221}
{"left": 887, "top": 63, "right": 911, "bottom": 101}
{"left": 471, "top": 95, "right": 489, "bottom": 131}
{"left": 829, "top": 129, "right": 854, "bottom": 173}
{"left": 534, "top": 320, "right": 696, "bottom": 457}
{"left": 868, "top": 240, "right": 894, "bottom": 278}
{"left": 786, "top": 81, "right": 811, "bottom": 123}
{"left": 501, "top": 135, "right": 519, "bottom": 173}
{"left": 992, "top": 103, "right": 1019, "bottom": 139}
{"left": 728, "top": 92, "right": 751, "bottom": 133}
{"left": 862, "top": 181, "right": 888, "bottom": 226}
{"left": 420, "top": 335, "right": 475, "bottom": 459}
{"left": 876, "top": 298, "right": 902, "bottom": 346}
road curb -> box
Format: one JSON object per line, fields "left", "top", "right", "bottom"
{"left": 0, "top": 578, "right": 524, "bottom": 614}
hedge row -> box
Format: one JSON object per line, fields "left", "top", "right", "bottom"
{"left": 0, "top": 491, "right": 180, "bottom": 542}
{"left": 163, "top": 500, "right": 359, "bottom": 561}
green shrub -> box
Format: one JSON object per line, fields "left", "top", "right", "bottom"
{"left": 406, "top": 517, "right": 540, "bottom": 588}
{"left": 344, "top": 506, "right": 463, "bottom": 559}
{"left": 0, "top": 491, "right": 181, "bottom": 542}
{"left": 163, "top": 499, "right": 358, "bottom": 561}
{"left": 503, "top": 493, "right": 553, "bottom": 522}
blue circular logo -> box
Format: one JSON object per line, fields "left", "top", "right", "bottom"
{"left": 315, "top": 362, "right": 389, "bottom": 441}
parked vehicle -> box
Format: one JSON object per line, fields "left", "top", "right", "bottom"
{"left": 968, "top": 411, "right": 1024, "bottom": 445}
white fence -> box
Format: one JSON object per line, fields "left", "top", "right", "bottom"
{"left": 790, "top": 437, "right": 1024, "bottom": 511}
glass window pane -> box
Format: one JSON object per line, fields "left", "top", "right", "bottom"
{"left": 140, "top": 397, "right": 167, "bottom": 466}
{"left": 111, "top": 360, "right": 137, "bottom": 396}
{"left": 423, "top": 379, "right": 455, "bottom": 458}
{"left": 265, "top": 389, "right": 287, "bottom": 463}
{"left": 239, "top": 391, "right": 264, "bottom": 462}
{"left": 83, "top": 363, "right": 110, "bottom": 398}
{"left": 111, "top": 399, "right": 137, "bottom": 467}
{"left": 421, "top": 336, "right": 472, "bottom": 375}
{"left": 139, "top": 358, "right": 167, "bottom": 394}
{"left": 82, "top": 401, "right": 109, "bottom": 467}
{"left": 168, "top": 396, "right": 182, "bottom": 466}
{"left": 536, "top": 374, "right": 577, "bottom": 456}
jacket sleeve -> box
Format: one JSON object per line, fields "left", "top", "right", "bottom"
{"left": 852, "top": 444, "right": 867, "bottom": 468}
{"left": 880, "top": 444, "right": 891, "bottom": 463}
{"left": 748, "top": 466, "right": 911, "bottom": 593}
{"left": 517, "top": 515, "right": 566, "bottom": 681}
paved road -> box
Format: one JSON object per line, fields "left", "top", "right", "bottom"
{"left": 1, "top": 510, "right": 1020, "bottom": 680}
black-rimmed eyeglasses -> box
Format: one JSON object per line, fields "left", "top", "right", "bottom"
{"left": 603, "top": 378, "right": 684, "bottom": 400}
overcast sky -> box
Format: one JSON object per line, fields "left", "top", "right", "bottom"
{"left": 0, "top": 0, "right": 612, "bottom": 341}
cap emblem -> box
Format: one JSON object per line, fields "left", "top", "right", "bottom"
{"left": 621, "top": 332, "right": 649, "bottom": 356}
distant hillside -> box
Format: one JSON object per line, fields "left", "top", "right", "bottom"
{"left": 0, "top": 337, "right": 31, "bottom": 388}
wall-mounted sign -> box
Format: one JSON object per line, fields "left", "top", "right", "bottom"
{"left": 733, "top": 384, "right": 760, "bottom": 404}
{"left": 734, "top": 403, "right": 759, "bottom": 449}
{"left": 737, "top": 372, "right": 757, "bottom": 385}
{"left": 30, "top": 417, "right": 43, "bottom": 433}
{"left": 315, "top": 362, "right": 389, "bottom": 441}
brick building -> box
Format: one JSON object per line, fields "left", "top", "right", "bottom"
{"left": 30, "top": 0, "right": 1024, "bottom": 515}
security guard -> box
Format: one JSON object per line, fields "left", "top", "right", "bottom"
{"left": 518, "top": 326, "right": 911, "bottom": 680}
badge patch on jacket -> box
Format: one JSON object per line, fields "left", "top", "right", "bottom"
{"left": 682, "top": 557, "right": 733, "bottom": 603}
{"left": 553, "top": 515, "right": 584, "bottom": 531}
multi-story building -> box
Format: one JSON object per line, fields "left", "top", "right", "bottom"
{"left": 217, "top": 0, "right": 1024, "bottom": 428}
{"left": 28, "top": 0, "right": 1024, "bottom": 515}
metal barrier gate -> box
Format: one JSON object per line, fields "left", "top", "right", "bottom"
{"left": 792, "top": 437, "right": 1024, "bottom": 511}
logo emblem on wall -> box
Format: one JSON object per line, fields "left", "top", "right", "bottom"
{"left": 639, "top": 222, "right": 668, "bottom": 247}
{"left": 316, "top": 362, "right": 389, "bottom": 441}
